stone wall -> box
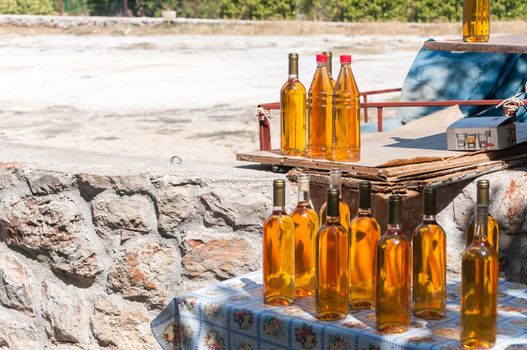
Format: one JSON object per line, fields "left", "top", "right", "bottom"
{"left": 0, "top": 163, "right": 525, "bottom": 349}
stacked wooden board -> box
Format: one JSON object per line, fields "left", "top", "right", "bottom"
{"left": 237, "top": 106, "right": 527, "bottom": 194}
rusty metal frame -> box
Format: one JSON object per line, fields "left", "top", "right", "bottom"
{"left": 256, "top": 89, "right": 527, "bottom": 152}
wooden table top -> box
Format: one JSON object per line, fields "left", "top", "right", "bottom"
{"left": 424, "top": 34, "right": 527, "bottom": 54}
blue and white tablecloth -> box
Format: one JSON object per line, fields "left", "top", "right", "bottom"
{"left": 151, "top": 271, "right": 527, "bottom": 350}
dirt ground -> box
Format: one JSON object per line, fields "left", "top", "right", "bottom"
{"left": 0, "top": 22, "right": 524, "bottom": 164}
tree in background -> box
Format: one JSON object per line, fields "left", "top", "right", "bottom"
{"left": 0, "top": 0, "right": 54, "bottom": 15}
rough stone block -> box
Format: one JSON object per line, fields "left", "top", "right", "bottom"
{"left": 91, "top": 192, "right": 157, "bottom": 235}
{"left": 107, "top": 241, "right": 180, "bottom": 309}
{"left": 156, "top": 183, "right": 194, "bottom": 238}
{"left": 0, "top": 252, "right": 34, "bottom": 313}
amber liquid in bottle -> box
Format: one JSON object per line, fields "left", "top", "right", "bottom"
{"left": 320, "top": 169, "right": 350, "bottom": 232}
{"left": 263, "top": 179, "right": 295, "bottom": 305}
{"left": 307, "top": 55, "right": 333, "bottom": 159}
{"left": 291, "top": 174, "right": 319, "bottom": 298}
{"left": 466, "top": 180, "right": 499, "bottom": 253}
{"left": 322, "top": 51, "right": 336, "bottom": 87}
{"left": 316, "top": 188, "right": 349, "bottom": 320}
{"left": 376, "top": 195, "right": 411, "bottom": 333}
{"left": 463, "top": 0, "right": 490, "bottom": 42}
{"left": 281, "top": 53, "right": 307, "bottom": 156}
{"left": 328, "top": 55, "right": 360, "bottom": 162}
{"left": 412, "top": 187, "right": 446, "bottom": 320}
{"left": 349, "top": 181, "right": 380, "bottom": 310}
{"left": 461, "top": 205, "right": 498, "bottom": 349}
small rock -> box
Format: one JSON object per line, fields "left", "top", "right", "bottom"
{"left": 0, "top": 169, "right": 23, "bottom": 191}
{"left": 182, "top": 238, "right": 259, "bottom": 280}
{"left": 156, "top": 183, "right": 194, "bottom": 238}
{"left": 0, "top": 253, "right": 34, "bottom": 313}
{"left": 200, "top": 184, "right": 270, "bottom": 231}
{"left": 76, "top": 174, "right": 112, "bottom": 201}
{"left": 107, "top": 241, "right": 179, "bottom": 309}
{"left": 0, "top": 306, "right": 44, "bottom": 349}
{"left": 91, "top": 192, "right": 157, "bottom": 235}
{"left": 90, "top": 295, "right": 157, "bottom": 349}
{"left": 41, "top": 282, "right": 92, "bottom": 344}
{"left": 27, "top": 173, "right": 71, "bottom": 195}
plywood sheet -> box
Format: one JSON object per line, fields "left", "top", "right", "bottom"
{"left": 424, "top": 34, "right": 527, "bottom": 54}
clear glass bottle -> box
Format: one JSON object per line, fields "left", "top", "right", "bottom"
{"left": 349, "top": 181, "right": 380, "bottom": 310}
{"left": 316, "top": 188, "right": 349, "bottom": 320}
{"left": 376, "top": 195, "right": 411, "bottom": 333}
{"left": 412, "top": 187, "right": 446, "bottom": 319}
{"left": 322, "top": 51, "right": 336, "bottom": 87}
{"left": 307, "top": 54, "right": 333, "bottom": 159}
{"left": 466, "top": 179, "right": 499, "bottom": 253}
{"left": 461, "top": 204, "right": 498, "bottom": 349}
{"left": 290, "top": 174, "right": 319, "bottom": 298}
{"left": 463, "top": 0, "right": 490, "bottom": 42}
{"left": 320, "top": 169, "right": 350, "bottom": 232}
{"left": 263, "top": 179, "right": 295, "bottom": 305}
{"left": 280, "top": 53, "right": 307, "bottom": 156}
{"left": 328, "top": 55, "right": 361, "bottom": 162}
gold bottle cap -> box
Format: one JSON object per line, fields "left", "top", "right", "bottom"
{"left": 476, "top": 179, "right": 490, "bottom": 206}
{"left": 273, "top": 179, "right": 286, "bottom": 207}
{"left": 288, "top": 53, "right": 299, "bottom": 76}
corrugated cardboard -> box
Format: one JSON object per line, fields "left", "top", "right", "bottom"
{"left": 447, "top": 116, "right": 516, "bottom": 151}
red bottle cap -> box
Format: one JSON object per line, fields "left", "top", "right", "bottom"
{"left": 316, "top": 54, "right": 328, "bottom": 63}
{"left": 340, "top": 55, "right": 352, "bottom": 63}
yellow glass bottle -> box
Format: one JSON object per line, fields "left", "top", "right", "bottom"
{"left": 263, "top": 179, "right": 295, "bottom": 306}
{"left": 376, "top": 195, "right": 411, "bottom": 333}
{"left": 328, "top": 55, "right": 360, "bottom": 162}
{"left": 280, "top": 53, "right": 307, "bottom": 156}
{"left": 412, "top": 187, "right": 446, "bottom": 320}
{"left": 466, "top": 179, "right": 499, "bottom": 253}
{"left": 291, "top": 174, "right": 319, "bottom": 298}
{"left": 349, "top": 181, "right": 380, "bottom": 310}
{"left": 461, "top": 204, "right": 499, "bottom": 349}
{"left": 463, "top": 0, "right": 490, "bottom": 42}
{"left": 320, "top": 169, "right": 351, "bottom": 232}
{"left": 322, "top": 51, "right": 336, "bottom": 87}
{"left": 316, "top": 188, "right": 349, "bottom": 320}
{"left": 307, "top": 54, "right": 333, "bottom": 159}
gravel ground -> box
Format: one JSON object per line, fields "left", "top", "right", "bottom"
{"left": 0, "top": 33, "right": 431, "bottom": 164}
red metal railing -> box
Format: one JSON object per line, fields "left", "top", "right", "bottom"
{"left": 256, "top": 89, "right": 527, "bottom": 151}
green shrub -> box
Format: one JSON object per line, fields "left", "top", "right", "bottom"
{"left": 0, "top": 0, "right": 54, "bottom": 15}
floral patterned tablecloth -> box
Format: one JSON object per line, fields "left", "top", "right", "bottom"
{"left": 151, "top": 271, "right": 527, "bottom": 350}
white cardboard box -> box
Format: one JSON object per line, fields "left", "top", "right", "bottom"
{"left": 446, "top": 116, "right": 517, "bottom": 151}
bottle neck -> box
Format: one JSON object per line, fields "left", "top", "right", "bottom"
{"left": 423, "top": 214, "right": 436, "bottom": 222}
{"left": 288, "top": 73, "right": 298, "bottom": 80}
{"left": 358, "top": 208, "right": 372, "bottom": 216}
{"left": 473, "top": 205, "right": 489, "bottom": 242}
{"left": 387, "top": 223, "right": 402, "bottom": 231}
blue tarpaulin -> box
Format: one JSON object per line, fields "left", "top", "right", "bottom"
{"left": 397, "top": 40, "right": 527, "bottom": 123}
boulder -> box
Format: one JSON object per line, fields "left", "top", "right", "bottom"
{"left": 0, "top": 252, "right": 35, "bottom": 313}
{"left": 156, "top": 183, "right": 194, "bottom": 238}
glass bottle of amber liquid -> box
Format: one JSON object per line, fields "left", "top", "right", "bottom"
{"left": 461, "top": 204, "right": 498, "bottom": 349}
{"left": 412, "top": 187, "right": 446, "bottom": 319}
{"left": 306, "top": 54, "right": 333, "bottom": 158}
{"left": 466, "top": 180, "right": 499, "bottom": 253}
{"left": 291, "top": 174, "right": 319, "bottom": 297}
{"left": 316, "top": 188, "right": 349, "bottom": 320}
{"left": 280, "top": 53, "right": 307, "bottom": 155}
{"left": 376, "top": 195, "right": 411, "bottom": 333}
{"left": 320, "top": 169, "right": 350, "bottom": 232}
{"left": 463, "top": 0, "right": 490, "bottom": 42}
{"left": 327, "top": 55, "right": 360, "bottom": 162}
{"left": 263, "top": 179, "right": 295, "bottom": 305}
{"left": 322, "top": 51, "right": 336, "bottom": 86}
{"left": 349, "top": 181, "right": 380, "bottom": 310}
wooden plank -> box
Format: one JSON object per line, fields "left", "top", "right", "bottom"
{"left": 424, "top": 34, "right": 527, "bottom": 54}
